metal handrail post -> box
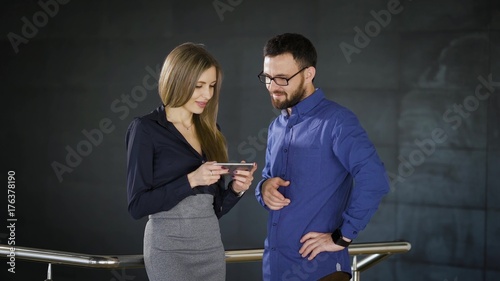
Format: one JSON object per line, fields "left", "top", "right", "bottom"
{"left": 44, "top": 263, "right": 52, "bottom": 281}
{"left": 356, "top": 253, "right": 389, "bottom": 272}
{"left": 351, "top": 255, "right": 359, "bottom": 281}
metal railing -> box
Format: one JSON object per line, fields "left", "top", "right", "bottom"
{"left": 0, "top": 241, "right": 410, "bottom": 280}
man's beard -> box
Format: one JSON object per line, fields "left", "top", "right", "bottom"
{"left": 270, "top": 85, "right": 307, "bottom": 110}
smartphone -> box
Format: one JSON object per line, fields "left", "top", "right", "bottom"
{"left": 213, "top": 162, "right": 255, "bottom": 173}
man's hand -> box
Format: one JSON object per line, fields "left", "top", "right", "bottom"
{"left": 261, "top": 177, "right": 291, "bottom": 210}
{"left": 299, "top": 232, "right": 349, "bottom": 260}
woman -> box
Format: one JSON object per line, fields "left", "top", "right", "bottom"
{"left": 126, "top": 42, "right": 256, "bottom": 281}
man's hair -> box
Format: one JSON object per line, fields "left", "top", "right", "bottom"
{"left": 263, "top": 33, "right": 317, "bottom": 68}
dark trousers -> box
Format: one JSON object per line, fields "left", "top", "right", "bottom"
{"left": 318, "top": 271, "right": 351, "bottom": 281}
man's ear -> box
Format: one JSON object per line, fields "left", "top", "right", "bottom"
{"left": 305, "top": 66, "right": 316, "bottom": 83}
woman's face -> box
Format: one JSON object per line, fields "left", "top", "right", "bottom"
{"left": 183, "top": 66, "right": 217, "bottom": 114}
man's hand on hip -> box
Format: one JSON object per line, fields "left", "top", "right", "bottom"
{"left": 299, "top": 232, "right": 347, "bottom": 260}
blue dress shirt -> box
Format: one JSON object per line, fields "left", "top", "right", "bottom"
{"left": 255, "top": 88, "right": 390, "bottom": 280}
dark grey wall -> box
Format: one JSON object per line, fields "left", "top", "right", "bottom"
{"left": 1, "top": 0, "right": 499, "bottom": 280}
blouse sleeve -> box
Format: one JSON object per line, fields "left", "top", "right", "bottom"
{"left": 125, "top": 118, "right": 195, "bottom": 220}
{"left": 213, "top": 180, "right": 242, "bottom": 219}
{"left": 212, "top": 123, "right": 243, "bottom": 218}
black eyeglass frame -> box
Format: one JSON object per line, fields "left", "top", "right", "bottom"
{"left": 257, "top": 67, "right": 309, "bottom": 86}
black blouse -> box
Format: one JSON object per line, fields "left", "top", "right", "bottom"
{"left": 125, "top": 105, "right": 241, "bottom": 220}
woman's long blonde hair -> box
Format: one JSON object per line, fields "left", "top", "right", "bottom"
{"left": 158, "top": 42, "right": 228, "bottom": 162}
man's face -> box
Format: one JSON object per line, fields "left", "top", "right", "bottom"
{"left": 262, "top": 53, "right": 307, "bottom": 110}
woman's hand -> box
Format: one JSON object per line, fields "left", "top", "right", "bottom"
{"left": 231, "top": 162, "right": 258, "bottom": 194}
{"left": 187, "top": 161, "right": 229, "bottom": 188}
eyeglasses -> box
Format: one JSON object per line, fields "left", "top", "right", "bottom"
{"left": 257, "top": 67, "right": 308, "bottom": 86}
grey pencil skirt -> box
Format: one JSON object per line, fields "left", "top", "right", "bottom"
{"left": 144, "top": 194, "right": 225, "bottom": 281}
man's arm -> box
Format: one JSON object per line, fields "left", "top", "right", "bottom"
{"left": 332, "top": 110, "right": 390, "bottom": 240}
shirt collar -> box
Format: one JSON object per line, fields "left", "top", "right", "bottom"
{"left": 281, "top": 88, "right": 325, "bottom": 117}
{"left": 145, "top": 104, "right": 169, "bottom": 128}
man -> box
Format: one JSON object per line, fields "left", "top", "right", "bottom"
{"left": 255, "top": 33, "right": 390, "bottom": 281}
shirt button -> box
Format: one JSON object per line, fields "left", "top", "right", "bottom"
{"left": 272, "top": 223, "right": 277, "bottom": 226}
{"left": 281, "top": 174, "right": 285, "bottom": 178}
{"left": 271, "top": 248, "right": 276, "bottom": 251}
{"left": 283, "top": 149, "right": 288, "bottom": 153}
